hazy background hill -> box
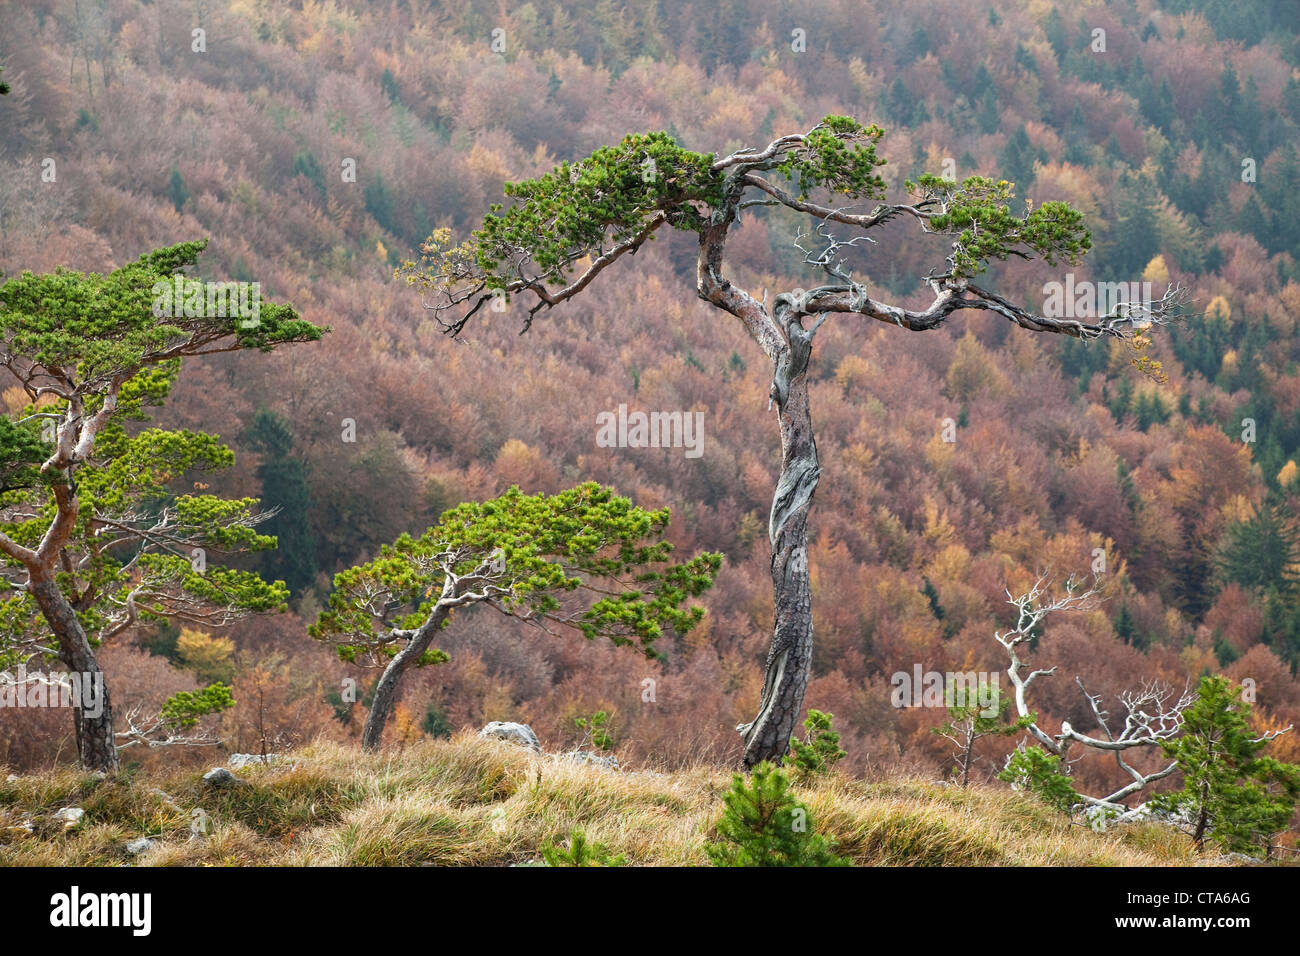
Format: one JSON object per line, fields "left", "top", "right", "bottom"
{"left": 2, "top": 0, "right": 1299, "bottom": 808}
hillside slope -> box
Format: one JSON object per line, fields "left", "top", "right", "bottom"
{"left": 0, "top": 736, "right": 1226, "bottom": 867}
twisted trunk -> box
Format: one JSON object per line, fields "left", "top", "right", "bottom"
{"left": 361, "top": 606, "right": 449, "bottom": 750}
{"left": 696, "top": 214, "right": 824, "bottom": 768}
{"left": 739, "top": 305, "right": 821, "bottom": 767}
{"left": 27, "top": 575, "right": 117, "bottom": 773}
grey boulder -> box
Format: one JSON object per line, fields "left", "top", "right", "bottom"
{"left": 478, "top": 721, "right": 541, "bottom": 752}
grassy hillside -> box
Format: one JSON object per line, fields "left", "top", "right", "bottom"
{"left": 0, "top": 736, "right": 1218, "bottom": 866}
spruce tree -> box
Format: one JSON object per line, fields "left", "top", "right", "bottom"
{"left": 1217, "top": 501, "right": 1300, "bottom": 598}
{"left": 167, "top": 165, "right": 189, "bottom": 213}
{"left": 245, "top": 408, "right": 317, "bottom": 597}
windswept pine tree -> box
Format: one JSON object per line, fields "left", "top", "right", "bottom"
{"left": 0, "top": 241, "right": 323, "bottom": 771}
{"left": 311, "top": 482, "right": 720, "bottom": 749}
{"left": 400, "top": 116, "right": 1184, "bottom": 766}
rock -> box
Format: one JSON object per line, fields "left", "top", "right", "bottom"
{"left": 202, "top": 767, "right": 244, "bottom": 788}
{"left": 478, "top": 721, "right": 541, "bottom": 752}
{"left": 147, "top": 788, "right": 178, "bottom": 805}
{"left": 5, "top": 774, "right": 17, "bottom": 783}
{"left": 560, "top": 750, "right": 620, "bottom": 770}
{"left": 1116, "top": 802, "right": 1198, "bottom": 828}
{"left": 125, "top": 837, "right": 155, "bottom": 856}
{"left": 5, "top": 820, "right": 34, "bottom": 838}
{"left": 52, "top": 807, "right": 85, "bottom": 830}
{"left": 228, "top": 753, "right": 286, "bottom": 770}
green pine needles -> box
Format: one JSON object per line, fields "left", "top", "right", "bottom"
{"left": 539, "top": 829, "right": 626, "bottom": 867}
{"left": 706, "top": 761, "right": 849, "bottom": 867}
{"left": 0, "top": 241, "right": 323, "bottom": 768}
{"left": 784, "top": 709, "right": 847, "bottom": 781}
{"left": 313, "top": 482, "right": 721, "bottom": 660}
{"left": 313, "top": 482, "right": 721, "bottom": 748}
{"left": 906, "top": 174, "right": 1091, "bottom": 279}
{"left": 998, "top": 744, "right": 1080, "bottom": 814}
{"left": 1152, "top": 676, "right": 1300, "bottom": 857}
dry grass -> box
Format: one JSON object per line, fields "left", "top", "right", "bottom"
{"left": 0, "top": 735, "right": 1217, "bottom": 866}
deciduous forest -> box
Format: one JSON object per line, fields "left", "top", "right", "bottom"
{"left": 2, "top": 0, "right": 1300, "bottom": 871}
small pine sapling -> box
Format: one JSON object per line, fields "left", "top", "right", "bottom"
{"left": 1151, "top": 676, "right": 1299, "bottom": 858}
{"left": 539, "top": 829, "right": 626, "bottom": 867}
{"left": 784, "top": 709, "right": 847, "bottom": 781}
{"left": 933, "top": 687, "right": 1032, "bottom": 786}
{"left": 706, "top": 761, "right": 849, "bottom": 866}
{"left": 574, "top": 710, "right": 616, "bottom": 752}
{"left": 998, "top": 744, "right": 1080, "bottom": 814}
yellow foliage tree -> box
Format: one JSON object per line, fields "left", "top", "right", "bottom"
{"left": 176, "top": 628, "right": 235, "bottom": 684}
{"left": 1142, "top": 254, "right": 1170, "bottom": 285}
{"left": 391, "top": 702, "right": 425, "bottom": 747}
{"left": 1206, "top": 295, "right": 1231, "bottom": 322}
{"left": 945, "top": 332, "right": 1008, "bottom": 401}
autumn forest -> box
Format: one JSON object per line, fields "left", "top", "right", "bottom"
{"left": 2, "top": 0, "right": 1300, "bottom": 867}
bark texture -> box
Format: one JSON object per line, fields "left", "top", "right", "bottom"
{"left": 698, "top": 212, "right": 824, "bottom": 769}
{"left": 27, "top": 576, "right": 118, "bottom": 773}
{"left": 738, "top": 301, "right": 821, "bottom": 767}
{"left": 361, "top": 606, "right": 450, "bottom": 750}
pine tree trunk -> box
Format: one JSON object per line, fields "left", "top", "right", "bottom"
{"left": 739, "top": 309, "right": 821, "bottom": 768}
{"left": 27, "top": 576, "right": 118, "bottom": 773}
{"left": 361, "top": 608, "right": 448, "bottom": 750}
{"left": 1193, "top": 779, "right": 1211, "bottom": 851}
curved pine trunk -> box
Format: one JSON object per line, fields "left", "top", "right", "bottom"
{"left": 739, "top": 312, "right": 821, "bottom": 768}
{"left": 27, "top": 577, "right": 118, "bottom": 773}
{"left": 361, "top": 608, "right": 448, "bottom": 751}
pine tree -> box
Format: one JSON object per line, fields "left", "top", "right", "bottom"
{"left": 0, "top": 241, "right": 321, "bottom": 770}
{"left": 1152, "top": 677, "right": 1300, "bottom": 857}
{"left": 784, "top": 710, "right": 846, "bottom": 780}
{"left": 540, "top": 829, "right": 626, "bottom": 867}
{"left": 706, "top": 762, "right": 849, "bottom": 866}
{"left": 313, "top": 483, "right": 721, "bottom": 750}
{"left": 934, "top": 687, "right": 1032, "bottom": 786}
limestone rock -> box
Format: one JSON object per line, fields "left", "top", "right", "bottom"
{"left": 52, "top": 806, "right": 85, "bottom": 830}
{"left": 560, "top": 750, "right": 620, "bottom": 770}
{"left": 478, "top": 721, "right": 541, "bottom": 752}
{"left": 202, "top": 767, "right": 244, "bottom": 788}
{"left": 228, "top": 752, "right": 286, "bottom": 770}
